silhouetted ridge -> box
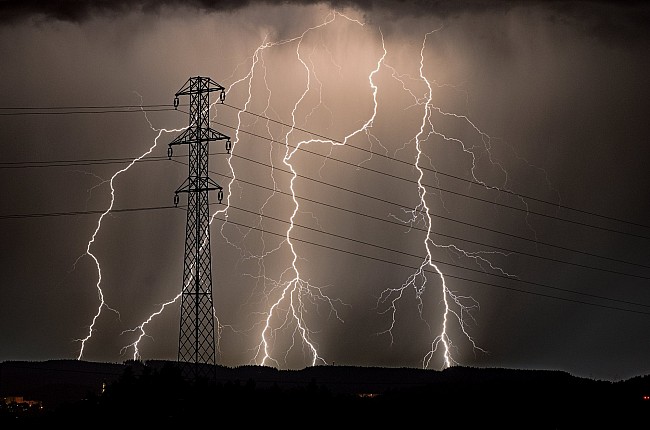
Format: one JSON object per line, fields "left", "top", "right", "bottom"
{"left": 1, "top": 360, "right": 648, "bottom": 424}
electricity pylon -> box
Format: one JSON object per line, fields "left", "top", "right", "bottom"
{"left": 168, "top": 76, "right": 231, "bottom": 381}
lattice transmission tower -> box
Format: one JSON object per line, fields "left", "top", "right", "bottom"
{"left": 167, "top": 76, "right": 231, "bottom": 381}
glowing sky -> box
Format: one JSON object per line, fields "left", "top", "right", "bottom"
{"left": 1, "top": 0, "right": 649, "bottom": 382}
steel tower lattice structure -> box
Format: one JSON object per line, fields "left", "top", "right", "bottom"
{"left": 168, "top": 76, "right": 231, "bottom": 381}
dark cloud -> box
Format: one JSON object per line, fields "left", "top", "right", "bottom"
{"left": 0, "top": 0, "right": 242, "bottom": 23}
{"left": 1, "top": 1, "right": 648, "bottom": 47}
{"left": 0, "top": 0, "right": 646, "bottom": 21}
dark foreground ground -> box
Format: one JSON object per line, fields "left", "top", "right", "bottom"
{"left": 1, "top": 359, "right": 648, "bottom": 426}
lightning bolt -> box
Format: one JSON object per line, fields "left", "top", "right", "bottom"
{"left": 75, "top": 116, "right": 170, "bottom": 359}
{"left": 107, "top": 106, "right": 188, "bottom": 360}
{"left": 200, "top": 11, "right": 382, "bottom": 368}
{"left": 376, "top": 28, "right": 538, "bottom": 370}
{"left": 120, "top": 292, "right": 181, "bottom": 360}
{"left": 251, "top": 12, "right": 380, "bottom": 367}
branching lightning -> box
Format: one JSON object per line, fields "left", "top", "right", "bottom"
{"left": 376, "top": 28, "right": 543, "bottom": 369}
{"left": 120, "top": 292, "right": 181, "bottom": 360}
{"left": 70, "top": 7, "right": 555, "bottom": 372}
{"left": 109, "top": 111, "right": 187, "bottom": 360}
{"left": 75, "top": 115, "right": 177, "bottom": 359}
{"left": 198, "top": 11, "right": 386, "bottom": 367}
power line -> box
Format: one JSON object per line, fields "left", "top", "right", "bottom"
{"left": 200, "top": 208, "right": 650, "bottom": 317}
{"left": 0, "top": 104, "right": 174, "bottom": 110}
{"left": 0, "top": 155, "right": 174, "bottom": 169}
{"left": 0, "top": 205, "right": 180, "bottom": 220}
{"left": 4, "top": 104, "right": 647, "bottom": 239}
{"left": 9, "top": 122, "right": 650, "bottom": 243}
{"left": 209, "top": 115, "right": 650, "bottom": 241}
{"left": 3, "top": 147, "right": 647, "bottom": 275}
{"left": 6, "top": 154, "right": 649, "bottom": 282}
{"left": 0, "top": 108, "right": 177, "bottom": 116}
{"left": 5, "top": 150, "right": 649, "bottom": 284}
{"left": 192, "top": 160, "right": 650, "bottom": 273}
{"left": 2, "top": 106, "right": 648, "bottom": 276}
{"left": 221, "top": 102, "right": 650, "bottom": 231}
{"left": 235, "top": 171, "right": 650, "bottom": 279}
{"left": 0, "top": 103, "right": 182, "bottom": 116}
{"left": 2, "top": 197, "right": 647, "bottom": 314}
{"left": 226, "top": 203, "right": 650, "bottom": 302}
{"left": 213, "top": 152, "right": 650, "bottom": 273}
{"left": 3, "top": 100, "right": 647, "bottom": 231}
{"left": 5, "top": 146, "right": 648, "bottom": 277}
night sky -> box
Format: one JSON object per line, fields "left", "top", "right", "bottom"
{"left": 1, "top": 0, "right": 649, "bottom": 382}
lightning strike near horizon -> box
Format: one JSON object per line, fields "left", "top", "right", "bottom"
{"left": 218, "top": 11, "right": 516, "bottom": 370}
{"left": 376, "top": 29, "right": 524, "bottom": 370}
{"left": 114, "top": 111, "right": 189, "bottom": 360}
{"left": 256, "top": 12, "right": 389, "bottom": 367}
{"left": 120, "top": 292, "right": 181, "bottom": 360}
{"left": 75, "top": 119, "right": 174, "bottom": 360}
{"left": 206, "top": 11, "right": 384, "bottom": 368}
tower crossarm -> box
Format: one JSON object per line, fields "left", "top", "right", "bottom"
{"left": 168, "top": 127, "right": 230, "bottom": 148}
{"left": 175, "top": 76, "right": 226, "bottom": 98}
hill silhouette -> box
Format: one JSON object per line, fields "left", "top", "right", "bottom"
{"left": 1, "top": 359, "right": 648, "bottom": 425}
